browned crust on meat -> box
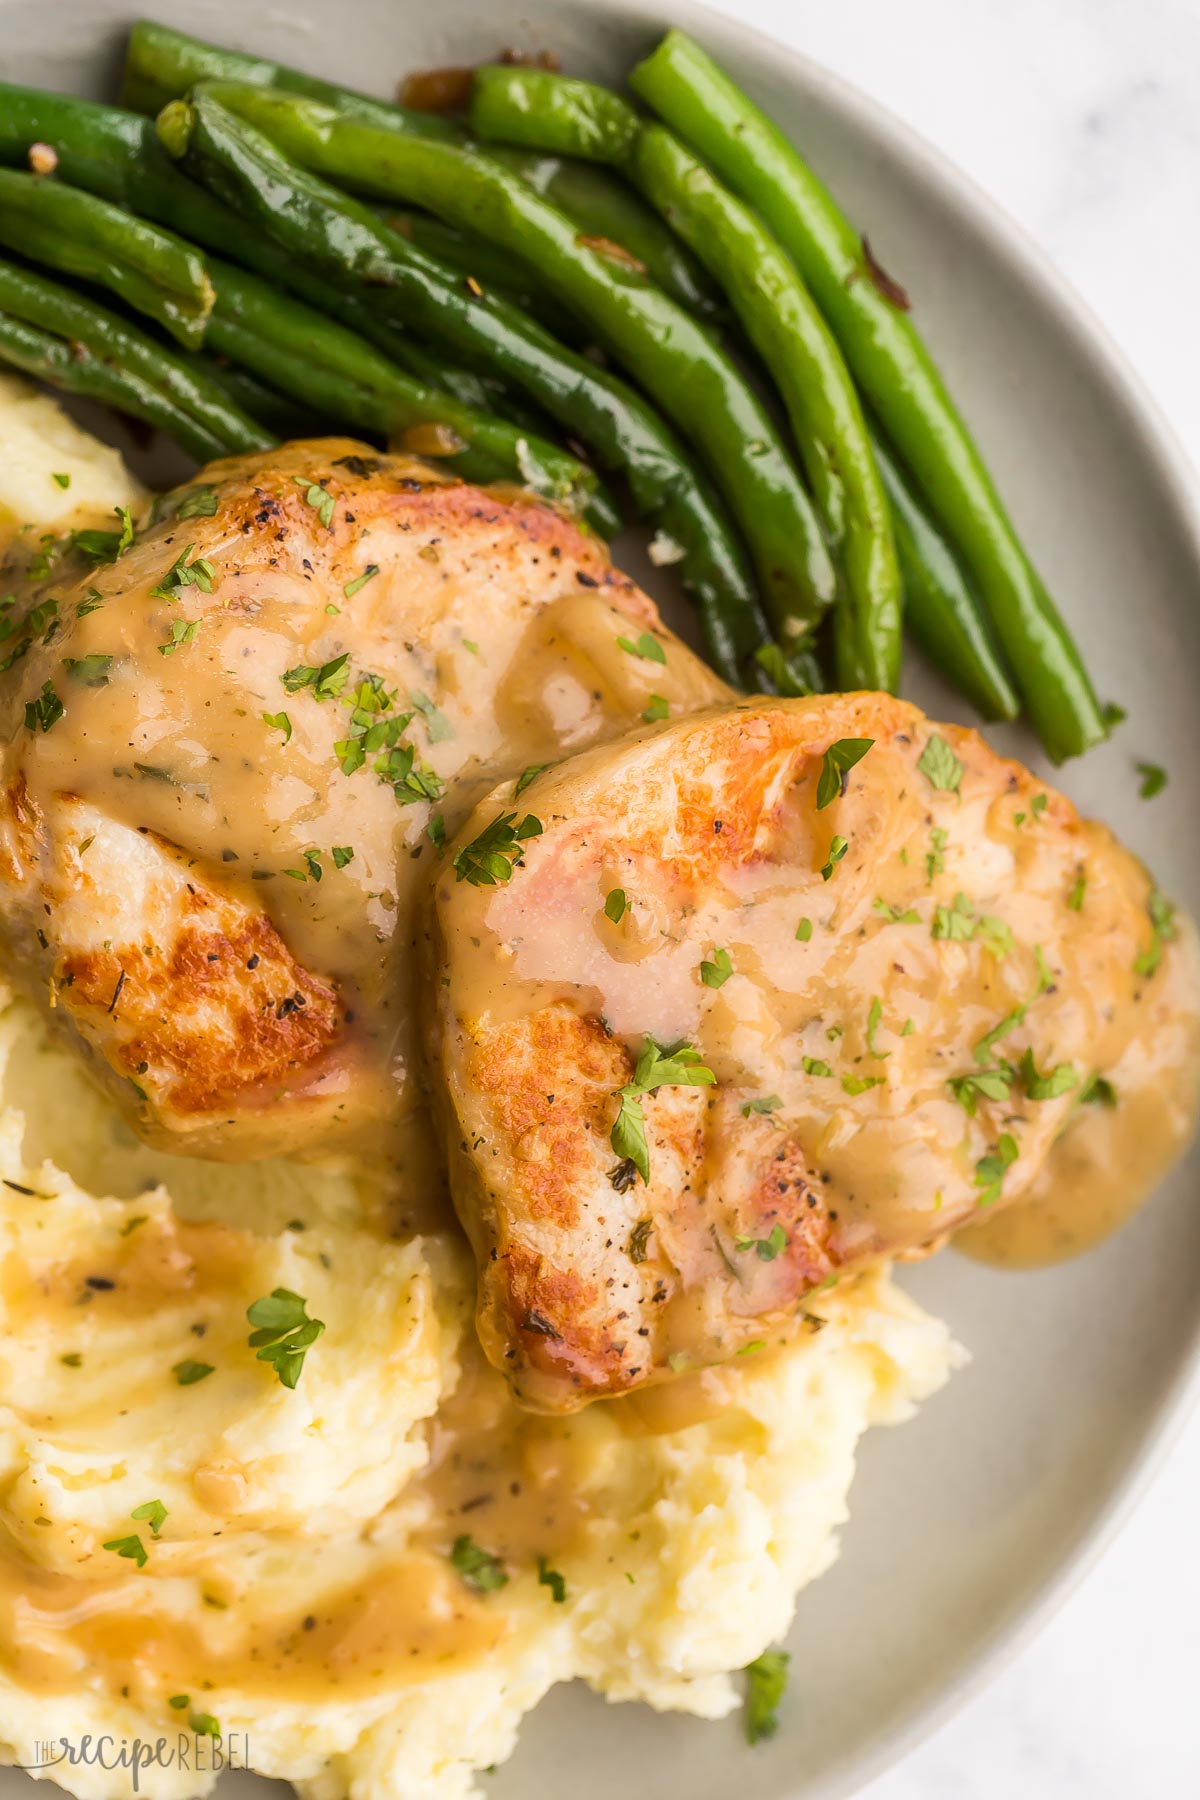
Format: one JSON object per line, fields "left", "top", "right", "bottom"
{"left": 493, "top": 1242, "right": 634, "bottom": 1399}
{"left": 467, "top": 1009, "right": 629, "bottom": 1229}
{"left": 58, "top": 889, "right": 339, "bottom": 1115}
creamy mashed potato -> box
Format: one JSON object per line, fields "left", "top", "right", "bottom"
{"left": 0, "top": 381, "right": 960, "bottom": 1800}
{"left": 0, "top": 374, "right": 145, "bottom": 547}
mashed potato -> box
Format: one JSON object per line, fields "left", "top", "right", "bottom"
{"left": 0, "top": 380, "right": 960, "bottom": 1800}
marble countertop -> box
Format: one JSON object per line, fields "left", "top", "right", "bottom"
{"left": 712, "top": 0, "right": 1200, "bottom": 1793}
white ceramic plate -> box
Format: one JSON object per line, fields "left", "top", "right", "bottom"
{"left": 2, "top": 2, "right": 1199, "bottom": 1796}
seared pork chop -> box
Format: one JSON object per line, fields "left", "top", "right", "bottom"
{"left": 0, "top": 441, "right": 727, "bottom": 1159}
{"left": 429, "top": 693, "right": 1196, "bottom": 1410}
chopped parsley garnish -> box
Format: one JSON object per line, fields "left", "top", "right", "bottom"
{"left": 537, "top": 1555, "right": 567, "bottom": 1603}
{"left": 975, "top": 1132, "right": 1018, "bottom": 1207}
{"left": 158, "top": 618, "right": 201, "bottom": 657}
{"left": 263, "top": 710, "right": 292, "bottom": 743}
{"left": 1067, "top": 871, "right": 1087, "bottom": 912}
{"left": 977, "top": 915, "right": 1014, "bottom": 959}
{"left": 947, "top": 1066, "right": 1014, "bottom": 1116}
{"left": 176, "top": 486, "right": 219, "bottom": 521}
{"left": 820, "top": 834, "right": 849, "bottom": 881}
{"left": 700, "top": 947, "right": 733, "bottom": 989}
{"left": 172, "top": 1359, "right": 214, "bottom": 1386}
{"left": 604, "top": 888, "right": 628, "bottom": 923}
{"left": 24, "top": 681, "right": 62, "bottom": 733}
{"left": 1080, "top": 1073, "right": 1118, "bottom": 1107}
{"left": 842, "top": 1073, "right": 885, "bottom": 1095}
{"left": 453, "top": 812, "right": 542, "bottom": 886}
{"left": 735, "top": 1222, "right": 788, "bottom": 1261}
{"left": 627, "top": 1218, "right": 653, "bottom": 1263}
{"left": 150, "top": 544, "right": 215, "bottom": 602}
{"left": 189, "top": 1712, "right": 221, "bottom": 1741}
{"left": 610, "top": 1038, "right": 716, "bottom": 1185}
{"left": 616, "top": 630, "right": 665, "bottom": 664}
{"left": 514, "top": 763, "right": 547, "bottom": 798}
{"left": 926, "top": 825, "right": 948, "bottom": 881}
{"left": 741, "top": 1094, "right": 783, "bottom": 1117}
{"left": 917, "top": 733, "right": 964, "bottom": 793}
{"left": 865, "top": 996, "right": 889, "bottom": 1058}
{"left": 410, "top": 688, "right": 454, "bottom": 743}
{"left": 744, "top": 1649, "right": 789, "bottom": 1745}
{"left": 131, "top": 1498, "right": 167, "bottom": 1538}
{"left": 795, "top": 917, "right": 813, "bottom": 941}
{"left": 246, "top": 1287, "right": 325, "bottom": 1389}
{"left": 1031, "top": 793, "right": 1047, "bottom": 816}
{"left": 283, "top": 848, "right": 325, "bottom": 883}
{"left": 1133, "top": 890, "right": 1176, "bottom": 977}
{"left": 815, "top": 736, "right": 874, "bottom": 809}
{"left": 1018, "top": 1048, "right": 1079, "bottom": 1102}
{"left": 282, "top": 651, "right": 350, "bottom": 699}
{"left": 642, "top": 693, "right": 669, "bottom": 722}
{"left": 72, "top": 505, "right": 135, "bottom": 564}
{"left": 168, "top": 1695, "right": 189, "bottom": 1711}
{"left": 450, "top": 1534, "right": 508, "bottom": 1593}
{"left": 973, "top": 1004, "right": 1027, "bottom": 1065}
{"left": 332, "top": 845, "right": 354, "bottom": 869}
{"left": 802, "top": 1057, "right": 833, "bottom": 1078}
{"left": 873, "top": 898, "right": 919, "bottom": 925}
{"left": 102, "top": 1534, "right": 148, "bottom": 1569}
{"left": 427, "top": 814, "right": 446, "bottom": 850}
{"left": 932, "top": 893, "right": 975, "bottom": 941}
{"left": 62, "top": 653, "right": 112, "bottom": 687}
{"left": 76, "top": 589, "right": 105, "bottom": 618}
{"left": 51, "top": 471, "right": 70, "bottom": 489}
{"left": 342, "top": 563, "right": 379, "bottom": 598}
{"left": 295, "top": 479, "right": 335, "bottom": 528}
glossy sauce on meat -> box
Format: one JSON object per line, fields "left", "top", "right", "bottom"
{"left": 430, "top": 694, "right": 1200, "bottom": 1409}
{"left": 0, "top": 442, "right": 727, "bottom": 1168}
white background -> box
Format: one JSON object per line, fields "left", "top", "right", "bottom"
{"left": 704, "top": 1, "right": 1200, "bottom": 1793}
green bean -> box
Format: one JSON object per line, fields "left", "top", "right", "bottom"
{"left": 0, "top": 255, "right": 266, "bottom": 456}
{"left": 377, "top": 208, "right": 584, "bottom": 343}
{"left": 0, "top": 304, "right": 240, "bottom": 464}
{"left": 161, "top": 91, "right": 775, "bottom": 685}
{"left": 631, "top": 29, "right": 1107, "bottom": 760}
{"left": 205, "top": 254, "right": 592, "bottom": 501}
{"left": 0, "top": 85, "right": 614, "bottom": 527}
{"left": 188, "top": 356, "right": 323, "bottom": 440}
{"left": 871, "top": 430, "right": 1019, "bottom": 721}
{"left": 485, "top": 145, "right": 724, "bottom": 323}
{"left": 179, "top": 82, "right": 834, "bottom": 645}
{"left": 0, "top": 168, "right": 213, "bottom": 350}
{"left": 471, "top": 68, "right": 637, "bottom": 164}
{"left": 469, "top": 69, "right": 901, "bottom": 692}
{"left": 121, "top": 18, "right": 457, "bottom": 140}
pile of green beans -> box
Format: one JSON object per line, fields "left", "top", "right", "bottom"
{"left": 0, "top": 19, "right": 1109, "bottom": 755}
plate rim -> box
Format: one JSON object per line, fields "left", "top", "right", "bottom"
{"left": 626, "top": 0, "right": 1200, "bottom": 1790}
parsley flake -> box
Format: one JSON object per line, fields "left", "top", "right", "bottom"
{"left": 815, "top": 737, "right": 874, "bottom": 809}
{"left": 102, "top": 1533, "right": 148, "bottom": 1569}
{"left": 450, "top": 1534, "right": 508, "bottom": 1593}
{"left": 158, "top": 618, "right": 201, "bottom": 657}
{"left": 917, "top": 733, "right": 964, "bottom": 793}
{"left": 604, "top": 888, "right": 628, "bottom": 923}
{"left": 735, "top": 1222, "right": 788, "bottom": 1261}
{"left": 700, "top": 947, "right": 733, "bottom": 989}
{"left": 795, "top": 917, "right": 813, "bottom": 941}
{"left": 744, "top": 1650, "right": 789, "bottom": 1745}
{"left": 610, "top": 1038, "right": 716, "bottom": 1184}
{"left": 295, "top": 479, "right": 335, "bottom": 529}
{"left": 172, "top": 1359, "right": 214, "bottom": 1386}
{"left": 642, "top": 693, "right": 669, "bottom": 722}
{"left": 975, "top": 1132, "right": 1018, "bottom": 1206}
{"left": 873, "top": 898, "right": 919, "bottom": 925}
{"left": 537, "top": 1555, "right": 567, "bottom": 1604}
{"left": 343, "top": 564, "right": 379, "bottom": 598}
{"left": 282, "top": 652, "right": 350, "bottom": 700}
{"left": 741, "top": 1094, "right": 783, "bottom": 1117}
{"left": 453, "top": 812, "right": 542, "bottom": 886}
{"left": 616, "top": 630, "right": 666, "bottom": 664}
{"left": 62, "top": 654, "right": 112, "bottom": 687}
{"left": 263, "top": 710, "right": 292, "bottom": 743}
{"left": 246, "top": 1287, "right": 325, "bottom": 1389}
{"left": 131, "top": 1498, "right": 167, "bottom": 1538}
{"left": 821, "top": 835, "right": 849, "bottom": 881}
{"left": 24, "top": 681, "right": 62, "bottom": 732}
